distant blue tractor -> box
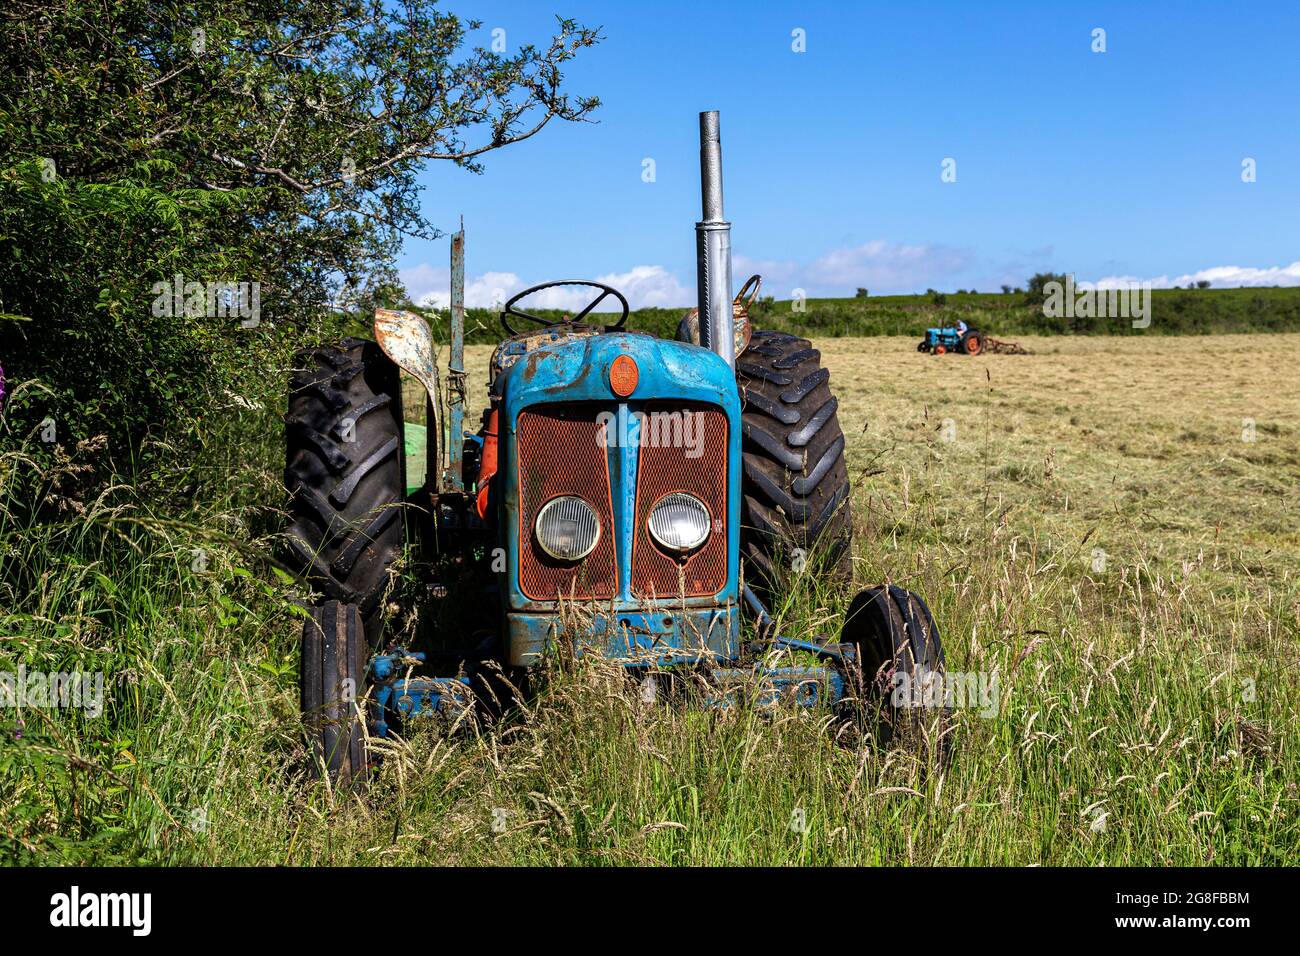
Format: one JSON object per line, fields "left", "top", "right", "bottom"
{"left": 285, "top": 113, "right": 948, "bottom": 785}
{"left": 918, "top": 326, "right": 984, "bottom": 356}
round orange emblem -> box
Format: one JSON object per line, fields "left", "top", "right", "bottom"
{"left": 609, "top": 354, "right": 639, "bottom": 397}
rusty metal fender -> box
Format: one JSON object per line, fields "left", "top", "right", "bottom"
{"left": 374, "top": 308, "right": 442, "bottom": 491}
{"left": 676, "top": 273, "right": 759, "bottom": 356}
{"left": 374, "top": 308, "right": 440, "bottom": 406}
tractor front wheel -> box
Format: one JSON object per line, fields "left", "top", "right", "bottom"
{"left": 301, "top": 600, "right": 371, "bottom": 787}
{"left": 933, "top": 344, "right": 947, "bottom": 355}
{"left": 840, "top": 585, "right": 950, "bottom": 751}
{"left": 736, "top": 330, "right": 853, "bottom": 605}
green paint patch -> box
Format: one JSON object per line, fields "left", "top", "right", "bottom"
{"left": 404, "top": 421, "right": 427, "bottom": 495}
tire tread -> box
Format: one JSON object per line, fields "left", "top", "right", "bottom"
{"left": 737, "top": 329, "right": 853, "bottom": 599}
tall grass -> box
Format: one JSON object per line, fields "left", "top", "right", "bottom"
{"left": 1, "top": 341, "right": 1296, "bottom": 866}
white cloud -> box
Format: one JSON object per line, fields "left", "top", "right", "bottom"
{"left": 403, "top": 239, "right": 976, "bottom": 313}
{"left": 402, "top": 265, "right": 521, "bottom": 310}
{"left": 599, "top": 265, "right": 693, "bottom": 309}
{"left": 398, "top": 263, "right": 449, "bottom": 306}
{"left": 401, "top": 263, "right": 692, "bottom": 312}
{"left": 737, "top": 240, "right": 976, "bottom": 296}
{"left": 731, "top": 254, "right": 800, "bottom": 285}
{"left": 808, "top": 240, "right": 976, "bottom": 290}
{"left": 1094, "top": 261, "right": 1300, "bottom": 290}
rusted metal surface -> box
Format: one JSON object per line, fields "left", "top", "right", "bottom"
{"left": 504, "top": 605, "right": 738, "bottom": 667}
{"left": 374, "top": 307, "right": 442, "bottom": 492}
{"left": 489, "top": 326, "right": 604, "bottom": 386}
{"left": 445, "top": 226, "right": 467, "bottom": 493}
{"left": 677, "top": 272, "right": 758, "bottom": 356}
{"left": 496, "top": 329, "right": 743, "bottom": 647}
{"left": 515, "top": 404, "right": 618, "bottom": 601}
{"left": 983, "top": 336, "right": 1030, "bottom": 354}
{"left": 631, "top": 402, "right": 728, "bottom": 598}
{"left": 374, "top": 308, "right": 440, "bottom": 403}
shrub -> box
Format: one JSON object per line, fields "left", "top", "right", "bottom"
{"left": 0, "top": 1, "right": 600, "bottom": 470}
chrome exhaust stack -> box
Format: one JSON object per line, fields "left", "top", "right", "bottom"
{"left": 696, "top": 110, "right": 734, "bottom": 368}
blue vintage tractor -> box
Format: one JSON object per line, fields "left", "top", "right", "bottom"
{"left": 918, "top": 326, "right": 983, "bottom": 356}
{"left": 286, "top": 113, "right": 947, "bottom": 785}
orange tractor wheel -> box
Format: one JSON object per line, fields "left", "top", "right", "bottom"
{"left": 933, "top": 344, "right": 947, "bottom": 355}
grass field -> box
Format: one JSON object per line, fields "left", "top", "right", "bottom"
{"left": 2, "top": 334, "right": 1297, "bottom": 864}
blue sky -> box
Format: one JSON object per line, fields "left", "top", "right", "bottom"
{"left": 399, "top": 0, "right": 1300, "bottom": 309}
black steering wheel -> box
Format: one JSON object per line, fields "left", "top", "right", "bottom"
{"left": 501, "top": 280, "right": 630, "bottom": 336}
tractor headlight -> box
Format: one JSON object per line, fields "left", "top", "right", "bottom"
{"left": 535, "top": 496, "right": 600, "bottom": 561}
{"left": 647, "top": 492, "right": 711, "bottom": 554}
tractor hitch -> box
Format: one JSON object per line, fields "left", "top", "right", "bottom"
{"left": 706, "top": 665, "right": 847, "bottom": 710}
{"left": 370, "top": 649, "right": 475, "bottom": 736}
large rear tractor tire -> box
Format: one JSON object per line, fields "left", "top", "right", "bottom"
{"left": 735, "top": 330, "right": 853, "bottom": 605}
{"left": 960, "top": 330, "right": 983, "bottom": 356}
{"left": 285, "top": 338, "right": 405, "bottom": 645}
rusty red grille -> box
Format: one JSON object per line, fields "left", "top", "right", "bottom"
{"left": 631, "top": 402, "right": 728, "bottom": 599}
{"left": 516, "top": 404, "right": 618, "bottom": 601}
